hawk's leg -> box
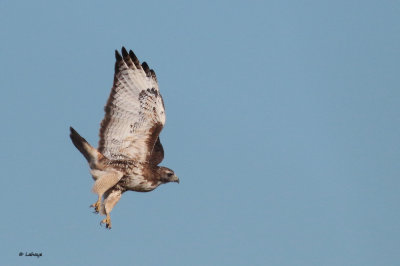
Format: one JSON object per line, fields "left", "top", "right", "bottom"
{"left": 90, "top": 170, "right": 122, "bottom": 214}
{"left": 99, "top": 189, "right": 123, "bottom": 229}
{"left": 90, "top": 196, "right": 101, "bottom": 213}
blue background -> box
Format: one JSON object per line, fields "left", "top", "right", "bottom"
{"left": 1, "top": 0, "right": 399, "bottom": 265}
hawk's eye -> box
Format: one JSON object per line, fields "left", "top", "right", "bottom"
{"left": 167, "top": 173, "right": 174, "bottom": 177}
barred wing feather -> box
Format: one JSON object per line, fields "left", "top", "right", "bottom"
{"left": 98, "top": 47, "right": 166, "bottom": 164}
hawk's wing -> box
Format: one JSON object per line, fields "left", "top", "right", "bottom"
{"left": 98, "top": 47, "right": 166, "bottom": 165}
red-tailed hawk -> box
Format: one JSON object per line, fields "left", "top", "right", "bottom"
{"left": 70, "top": 47, "right": 179, "bottom": 229}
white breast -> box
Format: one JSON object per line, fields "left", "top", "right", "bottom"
{"left": 124, "top": 175, "right": 160, "bottom": 192}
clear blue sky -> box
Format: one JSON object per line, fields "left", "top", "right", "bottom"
{"left": 0, "top": 0, "right": 399, "bottom": 265}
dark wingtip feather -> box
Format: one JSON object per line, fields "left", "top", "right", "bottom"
{"left": 142, "top": 62, "right": 149, "bottom": 70}
{"left": 142, "top": 62, "right": 151, "bottom": 76}
{"left": 115, "top": 50, "right": 122, "bottom": 61}
{"left": 128, "top": 50, "right": 135, "bottom": 56}
{"left": 121, "top": 47, "right": 128, "bottom": 58}
{"left": 121, "top": 47, "right": 135, "bottom": 68}
{"left": 129, "top": 50, "right": 141, "bottom": 69}
{"left": 150, "top": 69, "right": 157, "bottom": 82}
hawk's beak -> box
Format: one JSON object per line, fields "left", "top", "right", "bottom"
{"left": 172, "top": 175, "right": 180, "bottom": 184}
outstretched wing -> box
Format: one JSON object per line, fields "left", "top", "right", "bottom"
{"left": 98, "top": 47, "right": 166, "bottom": 164}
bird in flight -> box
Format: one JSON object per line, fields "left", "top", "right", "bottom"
{"left": 70, "top": 47, "right": 179, "bottom": 229}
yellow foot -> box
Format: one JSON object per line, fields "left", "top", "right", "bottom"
{"left": 90, "top": 200, "right": 101, "bottom": 213}
{"left": 100, "top": 215, "right": 112, "bottom": 229}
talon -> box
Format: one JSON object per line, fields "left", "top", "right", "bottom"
{"left": 100, "top": 215, "right": 112, "bottom": 229}
{"left": 90, "top": 200, "right": 101, "bottom": 213}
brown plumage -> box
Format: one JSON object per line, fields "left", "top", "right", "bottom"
{"left": 70, "top": 47, "right": 178, "bottom": 229}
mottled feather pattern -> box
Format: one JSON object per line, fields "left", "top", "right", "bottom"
{"left": 98, "top": 48, "right": 166, "bottom": 162}
{"left": 69, "top": 48, "right": 178, "bottom": 229}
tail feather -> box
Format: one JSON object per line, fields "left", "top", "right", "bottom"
{"left": 69, "top": 127, "right": 102, "bottom": 166}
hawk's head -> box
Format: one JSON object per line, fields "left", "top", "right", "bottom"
{"left": 157, "top": 167, "right": 179, "bottom": 184}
